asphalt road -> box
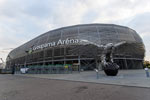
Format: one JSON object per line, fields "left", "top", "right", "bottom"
{"left": 0, "top": 74, "right": 150, "bottom": 100}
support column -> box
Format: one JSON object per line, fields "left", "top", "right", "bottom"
{"left": 78, "top": 55, "right": 81, "bottom": 72}
{"left": 64, "top": 46, "right": 66, "bottom": 66}
{"left": 95, "top": 59, "right": 98, "bottom": 69}
{"left": 43, "top": 49, "right": 46, "bottom": 66}
{"left": 52, "top": 48, "right": 54, "bottom": 65}
{"left": 124, "top": 58, "right": 128, "bottom": 69}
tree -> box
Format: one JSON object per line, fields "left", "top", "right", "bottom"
{"left": 144, "top": 60, "right": 150, "bottom": 68}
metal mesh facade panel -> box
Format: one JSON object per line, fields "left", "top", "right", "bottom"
{"left": 6, "top": 24, "right": 145, "bottom": 69}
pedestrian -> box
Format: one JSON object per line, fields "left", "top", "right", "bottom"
{"left": 144, "top": 67, "right": 149, "bottom": 77}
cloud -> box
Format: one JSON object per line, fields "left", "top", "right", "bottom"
{"left": 0, "top": 0, "right": 150, "bottom": 61}
{"left": 126, "top": 13, "right": 150, "bottom": 60}
{"left": 90, "top": 0, "right": 150, "bottom": 23}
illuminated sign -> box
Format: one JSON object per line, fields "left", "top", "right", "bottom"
{"left": 32, "top": 38, "right": 79, "bottom": 51}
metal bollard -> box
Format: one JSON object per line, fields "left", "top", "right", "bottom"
{"left": 95, "top": 69, "right": 99, "bottom": 79}
{"left": 145, "top": 67, "right": 150, "bottom": 77}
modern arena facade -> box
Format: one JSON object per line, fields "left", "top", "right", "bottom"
{"left": 6, "top": 24, "right": 145, "bottom": 73}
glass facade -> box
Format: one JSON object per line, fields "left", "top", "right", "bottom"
{"left": 6, "top": 24, "right": 145, "bottom": 70}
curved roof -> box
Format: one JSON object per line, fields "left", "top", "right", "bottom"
{"left": 7, "top": 24, "right": 145, "bottom": 60}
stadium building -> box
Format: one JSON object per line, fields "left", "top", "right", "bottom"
{"left": 6, "top": 24, "right": 145, "bottom": 73}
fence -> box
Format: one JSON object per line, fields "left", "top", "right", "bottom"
{"left": 20, "top": 64, "right": 73, "bottom": 74}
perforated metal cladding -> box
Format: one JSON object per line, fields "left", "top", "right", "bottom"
{"left": 7, "top": 24, "right": 145, "bottom": 62}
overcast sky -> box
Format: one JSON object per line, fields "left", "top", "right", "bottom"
{"left": 0, "top": 0, "right": 150, "bottom": 62}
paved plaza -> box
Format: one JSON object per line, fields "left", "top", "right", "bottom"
{"left": 18, "top": 69, "right": 150, "bottom": 88}
{"left": 0, "top": 74, "right": 150, "bottom": 100}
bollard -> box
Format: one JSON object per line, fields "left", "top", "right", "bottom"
{"left": 95, "top": 69, "right": 99, "bottom": 79}
{"left": 145, "top": 67, "right": 150, "bottom": 77}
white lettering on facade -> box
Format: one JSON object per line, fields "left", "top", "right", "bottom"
{"left": 57, "top": 39, "right": 64, "bottom": 45}
{"left": 32, "top": 38, "right": 79, "bottom": 51}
